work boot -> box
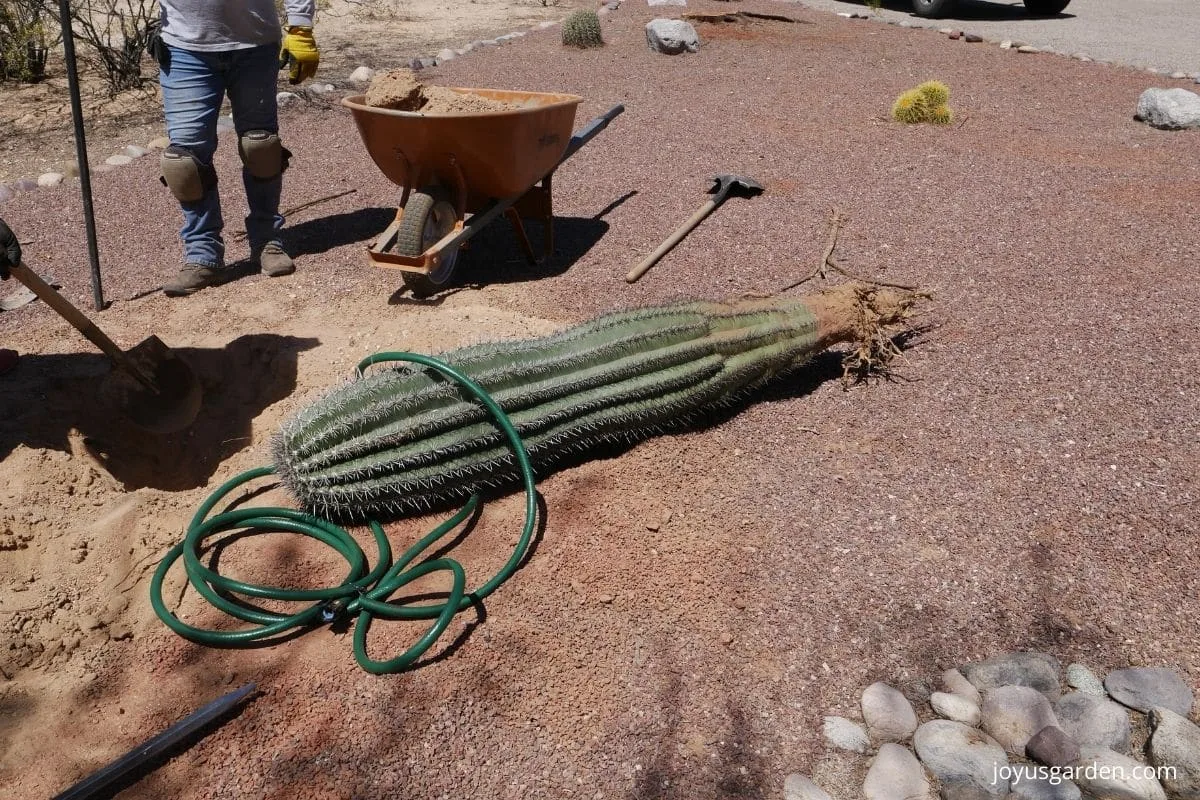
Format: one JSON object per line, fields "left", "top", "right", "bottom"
{"left": 257, "top": 243, "right": 295, "bottom": 277}
{"left": 163, "top": 263, "right": 229, "bottom": 297}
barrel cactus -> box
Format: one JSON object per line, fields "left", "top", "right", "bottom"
{"left": 273, "top": 284, "right": 921, "bottom": 519}
{"left": 891, "top": 89, "right": 928, "bottom": 124}
{"left": 917, "top": 80, "right": 950, "bottom": 107}
{"left": 562, "top": 9, "right": 604, "bottom": 48}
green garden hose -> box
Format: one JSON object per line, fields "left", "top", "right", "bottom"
{"left": 150, "top": 352, "right": 538, "bottom": 674}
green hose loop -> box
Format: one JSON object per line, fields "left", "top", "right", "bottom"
{"left": 150, "top": 352, "right": 539, "bottom": 673}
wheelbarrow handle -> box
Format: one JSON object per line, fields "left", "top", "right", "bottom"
{"left": 562, "top": 104, "right": 625, "bottom": 162}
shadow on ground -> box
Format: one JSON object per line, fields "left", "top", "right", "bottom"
{"left": 0, "top": 333, "right": 319, "bottom": 490}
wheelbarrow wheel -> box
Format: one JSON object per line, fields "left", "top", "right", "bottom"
{"left": 396, "top": 188, "right": 462, "bottom": 298}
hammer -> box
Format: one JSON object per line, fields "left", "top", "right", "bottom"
{"left": 626, "top": 173, "right": 764, "bottom": 284}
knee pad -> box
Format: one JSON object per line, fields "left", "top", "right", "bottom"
{"left": 159, "top": 145, "right": 216, "bottom": 203}
{"left": 238, "top": 130, "right": 291, "bottom": 180}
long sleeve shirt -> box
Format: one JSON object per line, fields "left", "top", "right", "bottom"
{"left": 159, "top": 0, "right": 315, "bottom": 51}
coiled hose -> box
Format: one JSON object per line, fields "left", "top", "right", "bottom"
{"left": 149, "top": 352, "right": 537, "bottom": 674}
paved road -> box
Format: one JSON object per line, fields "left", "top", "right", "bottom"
{"left": 788, "top": 0, "right": 1200, "bottom": 77}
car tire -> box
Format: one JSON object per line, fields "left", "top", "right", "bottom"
{"left": 911, "top": 0, "right": 954, "bottom": 17}
{"left": 1023, "top": 0, "right": 1071, "bottom": 14}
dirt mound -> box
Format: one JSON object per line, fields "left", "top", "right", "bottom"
{"left": 364, "top": 67, "right": 525, "bottom": 114}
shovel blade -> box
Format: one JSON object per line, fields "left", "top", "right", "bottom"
{"left": 101, "top": 336, "right": 203, "bottom": 434}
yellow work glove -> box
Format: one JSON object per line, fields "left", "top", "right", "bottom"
{"left": 279, "top": 26, "right": 320, "bottom": 85}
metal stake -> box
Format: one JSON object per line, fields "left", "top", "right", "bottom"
{"left": 57, "top": 0, "right": 106, "bottom": 311}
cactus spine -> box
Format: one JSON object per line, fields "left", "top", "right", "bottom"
{"left": 562, "top": 9, "right": 604, "bottom": 48}
{"left": 274, "top": 285, "right": 919, "bottom": 517}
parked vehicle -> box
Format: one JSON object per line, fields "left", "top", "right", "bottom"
{"left": 911, "top": 0, "right": 1071, "bottom": 17}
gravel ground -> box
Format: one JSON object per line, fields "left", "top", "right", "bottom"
{"left": 1, "top": 2, "right": 1198, "bottom": 799}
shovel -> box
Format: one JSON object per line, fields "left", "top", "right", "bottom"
{"left": 10, "top": 262, "right": 202, "bottom": 434}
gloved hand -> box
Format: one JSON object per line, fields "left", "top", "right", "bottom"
{"left": 0, "top": 217, "right": 20, "bottom": 280}
{"left": 279, "top": 26, "right": 320, "bottom": 85}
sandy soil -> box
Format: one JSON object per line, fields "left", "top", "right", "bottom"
{"left": 1, "top": 1, "right": 1199, "bottom": 798}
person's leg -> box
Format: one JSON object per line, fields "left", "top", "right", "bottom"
{"left": 159, "top": 45, "right": 227, "bottom": 272}
{"left": 226, "top": 43, "right": 291, "bottom": 275}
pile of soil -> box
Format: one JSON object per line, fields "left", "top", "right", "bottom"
{"left": 364, "top": 67, "right": 524, "bottom": 113}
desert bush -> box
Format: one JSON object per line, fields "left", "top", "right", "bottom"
{"left": 0, "top": 0, "right": 48, "bottom": 82}
{"left": 54, "top": 0, "right": 159, "bottom": 94}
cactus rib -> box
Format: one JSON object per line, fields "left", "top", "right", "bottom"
{"left": 274, "top": 284, "right": 920, "bottom": 517}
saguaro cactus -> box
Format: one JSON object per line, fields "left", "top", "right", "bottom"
{"left": 274, "top": 284, "right": 920, "bottom": 517}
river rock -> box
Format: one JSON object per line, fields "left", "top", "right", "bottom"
{"left": 913, "top": 720, "right": 1010, "bottom": 797}
{"left": 981, "top": 686, "right": 1059, "bottom": 754}
{"left": 944, "top": 668, "right": 983, "bottom": 705}
{"left": 104, "top": 155, "right": 133, "bottom": 167}
{"left": 823, "top": 715, "right": 870, "bottom": 753}
{"left": 1010, "top": 775, "right": 1082, "bottom": 800}
{"left": 1104, "top": 667, "right": 1194, "bottom": 716}
{"left": 962, "top": 652, "right": 1061, "bottom": 701}
{"left": 1135, "top": 88, "right": 1200, "bottom": 129}
{"left": 1147, "top": 707, "right": 1200, "bottom": 799}
{"left": 645, "top": 19, "right": 699, "bottom": 54}
{"left": 1074, "top": 746, "right": 1167, "bottom": 800}
{"left": 148, "top": 136, "right": 171, "bottom": 150}
{"left": 863, "top": 682, "right": 918, "bottom": 742}
{"left": 1055, "top": 692, "right": 1131, "bottom": 752}
{"left": 349, "top": 66, "right": 376, "bottom": 83}
{"left": 0, "top": 185, "right": 13, "bottom": 202}
{"left": 863, "top": 743, "right": 933, "bottom": 800}
{"left": 123, "top": 144, "right": 150, "bottom": 158}
{"left": 1066, "top": 663, "right": 1105, "bottom": 696}
{"left": 1025, "top": 725, "right": 1080, "bottom": 767}
{"left": 931, "top": 691, "right": 981, "bottom": 726}
{"left": 783, "top": 773, "right": 834, "bottom": 800}
{"left": 37, "top": 172, "right": 64, "bottom": 187}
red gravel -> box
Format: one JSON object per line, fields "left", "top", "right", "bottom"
{"left": 1, "top": 2, "right": 1198, "bottom": 799}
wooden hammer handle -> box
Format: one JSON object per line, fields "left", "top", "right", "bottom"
{"left": 625, "top": 198, "right": 718, "bottom": 284}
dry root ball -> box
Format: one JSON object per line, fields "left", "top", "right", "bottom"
{"left": 364, "top": 68, "right": 525, "bottom": 114}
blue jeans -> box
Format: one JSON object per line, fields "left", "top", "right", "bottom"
{"left": 160, "top": 43, "right": 284, "bottom": 268}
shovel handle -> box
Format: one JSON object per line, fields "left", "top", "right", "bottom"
{"left": 10, "top": 262, "right": 156, "bottom": 389}
{"left": 626, "top": 198, "right": 718, "bottom": 284}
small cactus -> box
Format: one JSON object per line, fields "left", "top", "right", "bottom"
{"left": 562, "top": 9, "right": 604, "bottom": 48}
{"left": 893, "top": 81, "right": 954, "bottom": 125}
{"left": 928, "top": 104, "right": 954, "bottom": 125}
{"left": 891, "top": 89, "right": 928, "bottom": 124}
{"left": 917, "top": 80, "right": 950, "bottom": 107}
{"left": 273, "top": 285, "right": 921, "bottom": 518}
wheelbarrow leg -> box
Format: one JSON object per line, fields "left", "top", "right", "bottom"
{"left": 504, "top": 207, "right": 538, "bottom": 266}
{"left": 542, "top": 172, "right": 554, "bottom": 260}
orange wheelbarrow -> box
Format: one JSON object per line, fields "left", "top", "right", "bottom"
{"left": 342, "top": 89, "right": 624, "bottom": 295}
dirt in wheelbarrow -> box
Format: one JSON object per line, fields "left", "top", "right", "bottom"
{"left": 365, "top": 68, "right": 532, "bottom": 113}
{"left": 3, "top": 0, "right": 1200, "bottom": 799}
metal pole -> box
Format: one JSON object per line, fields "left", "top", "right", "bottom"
{"left": 51, "top": 682, "right": 257, "bottom": 800}
{"left": 57, "top": 0, "right": 106, "bottom": 311}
